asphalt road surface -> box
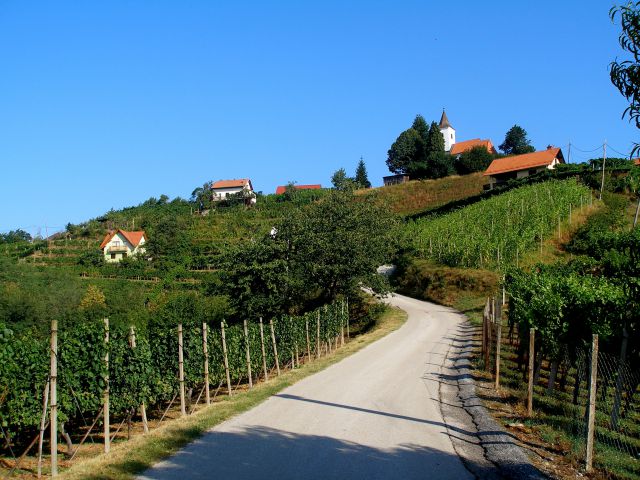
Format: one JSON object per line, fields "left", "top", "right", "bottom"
{"left": 139, "top": 294, "right": 491, "bottom": 480}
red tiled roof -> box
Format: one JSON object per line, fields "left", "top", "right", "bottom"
{"left": 275, "top": 184, "right": 322, "bottom": 195}
{"left": 450, "top": 138, "right": 496, "bottom": 156}
{"left": 211, "top": 179, "right": 252, "bottom": 189}
{"left": 100, "top": 229, "right": 147, "bottom": 249}
{"left": 484, "top": 148, "right": 564, "bottom": 176}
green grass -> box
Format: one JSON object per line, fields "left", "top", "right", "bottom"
{"left": 59, "top": 306, "right": 407, "bottom": 480}
{"left": 359, "top": 173, "right": 485, "bottom": 216}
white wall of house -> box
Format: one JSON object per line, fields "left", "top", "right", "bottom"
{"left": 102, "top": 232, "right": 146, "bottom": 263}
{"left": 212, "top": 186, "right": 245, "bottom": 200}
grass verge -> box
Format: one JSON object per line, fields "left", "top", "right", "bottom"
{"left": 60, "top": 306, "right": 407, "bottom": 480}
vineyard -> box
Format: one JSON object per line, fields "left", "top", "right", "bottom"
{"left": 0, "top": 300, "right": 348, "bottom": 475}
{"left": 405, "top": 178, "right": 593, "bottom": 269}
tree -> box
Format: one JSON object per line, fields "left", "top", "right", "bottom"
{"left": 454, "top": 145, "right": 495, "bottom": 174}
{"left": 499, "top": 125, "right": 535, "bottom": 155}
{"left": 611, "top": 2, "right": 640, "bottom": 155}
{"left": 331, "top": 168, "right": 356, "bottom": 191}
{"left": 411, "top": 115, "right": 430, "bottom": 143}
{"left": 354, "top": 158, "right": 371, "bottom": 188}
{"left": 425, "top": 121, "right": 445, "bottom": 155}
{"left": 419, "top": 122, "right": 452, "bottom": 179}
{"left": 386, "top": 128, "right": 423, "bottom": 175}
{"left": 0, "top": 229, "right": 32, "bottom": 244}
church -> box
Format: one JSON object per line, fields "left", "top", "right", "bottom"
{"left": 438, "top": 110, "right": 497, "bottom": 157}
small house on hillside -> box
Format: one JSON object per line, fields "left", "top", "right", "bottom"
{"left": 483, "top": 146, "right": 565, "bottom": 190}
{"left": 383, "top": 174, "right": 409, "bottom": 186}
{"left": 211, "top": 179, "right": 256, "bottom": 205}
{"left": 275, "top": 184, "right": 321, "bottom": 194}
{"left": 100, "top": 229, "right": 147, "bottom": 263}
{"left": 450, "top": 138, "right": 497, "bottom": 157}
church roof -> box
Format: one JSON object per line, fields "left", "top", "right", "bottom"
{"left": 439, "top": 110, "right": 453, "bottom": 130}
{"left": 450, "top": 139, "right": 496, "bottom": 156}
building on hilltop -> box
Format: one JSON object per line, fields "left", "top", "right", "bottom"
{"left": 211, "top": 179, "right": 256, "bottom": 205}
{"left": 275, "top": 184, "right": 321, "bottom": 195}
{"left": 450, "top": 138, "right": 497, "bottom": 157}
{"left": 439, "top": 110, "right": 456, "bottom": 152}
{"left": 439, "top": 110, "right": 495, "bottom": 157}
{"left": 99, "top": 229, "right": 147, "bottom": 263}
{"left": 383, "top": 174, "right": 409, "bottom": 186}
{"left": 483, "top": 146, "right": 565, "bottom": 190}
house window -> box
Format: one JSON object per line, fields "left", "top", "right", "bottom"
{"left": 528, "top": 168, "right": 538, "bottom": 176}
{"left": 111, "top": 253, "right": 116, "bottom": 259}
{"left": 122, "top": 252, "right": 127, "bottom": 258}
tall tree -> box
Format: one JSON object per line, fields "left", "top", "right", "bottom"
{"left": 425, "top": 121, "right": 445, "bottom": 155}
{"left": 422, "top": 122, "right": 452, "bottom": 179}
{"left": 386, "top": 128, "right": 423, "bottom": 175}
{"left": 610, "top": 2, "right": 640, "bottom": 155}
{"left": 411, "top": 115, "right": 430, "bottom": 144}
{"left": 331, "top": 168, "right": 356, "bottom": 191}
{"left": 499, "top": 125, "right": 535, "bottom": 155}
{"left": 354, "top": 158, "right": 371, "bottom": 188}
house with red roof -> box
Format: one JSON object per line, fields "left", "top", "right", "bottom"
{"left": 211, "top": 179, "right": 256, "bottom": 204}
{"left": 483, "top": 146, "right": 565, "bottom": 190}
{"left": 449, "top": 138, "right": 497, "bottom": 157}
{"left": 99, "top": 229, "right": 147, "bottom": 263}
{"left": 275, "top": 184, "right": 321, "bottom": 195}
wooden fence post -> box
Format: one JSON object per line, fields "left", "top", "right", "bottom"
{"left": 259, "top": 317, "right": 268, "bottom": 381}
{"left": 269, "top": 318, "right": 280, "bottom": 376}
{"left": 129, "top": 327, "right": 148, "bottom": 433}
{"left": 340, "top": 300, "right": 345, "bottom": 347}
{"left": 203, "top": 323, "right": 210, "bottom": 405}
{"left": 178, "top": 323, "right": 186, "bottom": 415}
{"left": 527, "top": 328, "right": 535, "bottom": 417}
{"left": 37, "top": 379, "right": 50, "bottom": 478}
{"left": 243, "top": 320, "right": 253, "bottom": 388}
{"left": 585, "top": 334, "right": 599, "bottom": 472}
{"left": 221, "top": 322, "right": 232, "bottom": 396}
{"left": 103, "top": 318, "right": 110, "bottom": 453}
{"left": 50, "top": 320, "right": 58, "bottom": 477}
{"left": 495, "top": 305, "right": 502, "bottom": 390}
{"left": 316, "top": 311, "right": 321, "bottom": 359}
{"left": 346, "top": 297, "right": 350, "bottom": 339}
{"left": 305, "top": 317, "right": 311, "bottom": 360}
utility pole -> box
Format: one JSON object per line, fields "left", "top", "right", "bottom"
{"left": 567, "top": 142, "right": 571, "bottom": 164}
{"left": 600, "top": 141, "right": 607, "bottom": 200}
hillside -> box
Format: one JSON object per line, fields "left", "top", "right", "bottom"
{"left": 359, "top": 173, "right": 485, "bottom": 216}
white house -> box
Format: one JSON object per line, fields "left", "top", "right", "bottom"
{"left": 99, "top": 229, "right": 147, "bottom": 263}
{"left": 483, "top": 146, "right": 565, "bottom": 190}
{"left": 210, "top": 179, "right": 256, "bottom": 204}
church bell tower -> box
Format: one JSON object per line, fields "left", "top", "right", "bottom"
{"left": 439, "top": 109, "right": 455, "bottom": 152}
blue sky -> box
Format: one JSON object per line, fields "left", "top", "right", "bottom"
{"left": 0, "top": 1, "right": 636, "bottom": 235}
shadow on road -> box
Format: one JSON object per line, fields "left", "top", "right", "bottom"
{"left": 138, "top": 425, "right": 500, "bottom": 480}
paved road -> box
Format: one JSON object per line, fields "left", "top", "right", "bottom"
{"left": 139, "top": 294, "right": 487, "bottom": 480}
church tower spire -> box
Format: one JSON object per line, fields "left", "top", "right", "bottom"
{"left": 439, "top": 109, "right": 456, "bottom": 152}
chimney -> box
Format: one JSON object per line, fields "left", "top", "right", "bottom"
{"left": 547, "top": 145, "right": 554, "bottom": 150}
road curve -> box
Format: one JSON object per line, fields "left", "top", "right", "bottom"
{"left": 139, "top": 294, "right": 488, "bottom": 480}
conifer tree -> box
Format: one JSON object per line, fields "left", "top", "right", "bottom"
{"left": 354, "top": 158, "right": 371, "bottom": 188}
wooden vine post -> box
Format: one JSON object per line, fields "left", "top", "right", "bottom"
{"left": 316, "top": 310, "right": 321, "bottom": 359}
{"left": 269, "top": 318, "right": 280, "bottom": 376}
{"left": 340, "top": 300, "right": 345, "bottom": 347}
{"left": 527, "top": 328, "right": 535, "bottom": 417}
{"left": 103, "top": 317, "right": 110, "bottom": 453}
{"left": 259, "top": 317, "right": 268, "bottom": 381}
{"left": 243, "top": 320, "right": 253, "bottom": 388}
{"left": 585, "top": 334, "right": 599, "bottom": 472}
{"left": 346, "top": 297, "right": 350, "bottom": 338}
{"left": 178, "top": 323, "right": 186, "bottom": 415}
{"left": 495, "top": 303, "right": 502, "bottom": 390}
{"left": 305, "top": 317, "right": 311, "bottom": 360}
{"left": 129, "top": 327, "right": 148, "bottom": 433}
{"left": 50, "top": 319, "right": 58, "bottom": 477}
{"left": 37, "top": 379, "right": 50, "bottom": 478}
{"left": 203, "top": 323, "right": 210, "bottom": 405}
{"left": 221, "top": 321, "right": 232, "bottom": 396}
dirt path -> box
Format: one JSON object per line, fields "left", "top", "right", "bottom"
{"left": 139, "top": 294, "right": 497, "bottom": 480}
